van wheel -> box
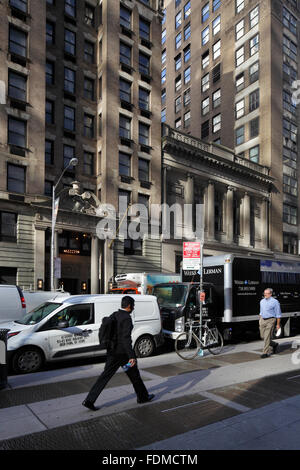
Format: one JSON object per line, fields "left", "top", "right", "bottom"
{"left": 12, "top": 347, "right": 44, "bottom": 374}
{"left": 134, "top": 336, "right": 155, "bottom": 358}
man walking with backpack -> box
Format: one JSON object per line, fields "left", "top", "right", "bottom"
{"left": 82, "top": 296, "right": 154, "bottom": 411}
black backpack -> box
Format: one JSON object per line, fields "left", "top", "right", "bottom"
{"left": 98, "top": 312, "right": 117, "bottom": 349}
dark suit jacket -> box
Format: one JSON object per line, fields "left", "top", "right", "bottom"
{"left": 109, "top": 309, "right": 136, "bottom": 359}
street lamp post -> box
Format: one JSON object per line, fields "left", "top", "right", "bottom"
{"left": 50, "top": 158, "right": 78, "bottom": 291}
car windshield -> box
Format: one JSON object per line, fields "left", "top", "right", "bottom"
{"left": 16, "top": 302, "right": 62, "bottom": 325}
{"left": 152, "top": 285, "right": 188, "bottom": 308}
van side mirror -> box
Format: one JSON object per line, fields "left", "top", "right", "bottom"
{"left": 57, "top": 320, "right": 69, "bottom": 329}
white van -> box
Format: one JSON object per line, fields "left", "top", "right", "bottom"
{"left": 0, "top": 285, "right": 26, "bottom": 322}
{"left": 4, "top": 294, "right": 163, "bottom": 374}
{"left": 23, "top": 290, "right": 70, "bottom": 313}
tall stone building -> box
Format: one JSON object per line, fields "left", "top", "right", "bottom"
{"left": 161, "top": 0, "right": 300, "bottom": 264}
{"left": 0, "top": 0, "right": 163, "bottom": 293}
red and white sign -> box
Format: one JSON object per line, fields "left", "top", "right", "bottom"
{"left": 183, "top": 242, "right": 201, "bottom": 270}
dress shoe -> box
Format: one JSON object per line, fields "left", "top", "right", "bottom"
{"left": 82, "top": 400, "right": 100, "bottom": 411}
{"left": 261, "top": 354, "right": 270, "bottom": 359}
{"left": 137, "top": 393, "right": 155, "bottom": 404}
{"left": 273, "top": 343, "right": 279, "bottom": 354}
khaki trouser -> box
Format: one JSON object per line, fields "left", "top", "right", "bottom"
{"left": 259, "top": 316, "right": 277, "bottom": 355}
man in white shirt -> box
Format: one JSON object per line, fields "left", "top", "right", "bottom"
{"left": 259, "top": 288, "right": 281, "bottom": 358}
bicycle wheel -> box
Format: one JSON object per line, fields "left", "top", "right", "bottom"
{"left": 175, "top": 331, "right": 201, "bottom": 360}
{"left": 207, "top": 328, "right": 223, "bottom": 355}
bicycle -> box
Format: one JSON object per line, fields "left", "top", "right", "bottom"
{"left": 175, "top": 318, "right": 224, "bottom": 360}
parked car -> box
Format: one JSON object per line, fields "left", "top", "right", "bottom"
{"left": 0, "top": 285, "right": 26, "bottom": 322}
{"left": 4, "top": 294, "right": 163, "bottom": 374}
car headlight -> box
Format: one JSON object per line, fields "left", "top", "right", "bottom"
{"left": 175, "top": 316, "right": 185, "bottom": 332}
{"left": 7, "top": 331, "right": 21, "bottom": 339}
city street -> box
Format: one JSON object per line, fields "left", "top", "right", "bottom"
{"left": 1, "top": 334, "right": 300, "bottom": 451}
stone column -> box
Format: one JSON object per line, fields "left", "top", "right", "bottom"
{"left": 35, "top": 228, "right": 45, "bottom": 290}
{"left": 243, "top": 192, "right": 251, "bottom": 246}
{"left": 207, "top": 181, "right": 215, "bottom": 240}
{"left": 226, "top": 186, "right": 234, "bottom": 244}
{"left": 261, "top": 197, "right": 269, "bottom": 249}
{"left": 91, "top": 236, "right": 100, "bottom": 294}
{"left": 184, "top": 174, "right": 194, "bottom": 238}
{"left": 104, "top": 239, "right": 114, "bottom": 293}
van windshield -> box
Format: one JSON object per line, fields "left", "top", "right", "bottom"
{"left": 152, "top": 285, "right": 188, "bottom": 308}
{"left": 16, "top": 302, "right": 62, "bottom": 325}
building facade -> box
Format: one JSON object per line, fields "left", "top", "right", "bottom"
{"left": 161, "top": 0, "right": 300, "bottom": 260}
{"left": 0, "top": 0, "right": 163, "bottom": 293}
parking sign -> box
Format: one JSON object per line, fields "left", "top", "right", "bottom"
{"left": 183, "top": 242, "right": 201, "bottom": 270}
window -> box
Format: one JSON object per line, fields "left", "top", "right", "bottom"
{"left": 120, "top": 6, "right": 131, "bottom": 29}
{"left": 202, "top": 26, "right": 209, "bottom": 45}
{"left": 235, "top": 19, "right": 244, "bottom": 40}
{"left": 184, "top": 66, "right": 191, "bottom": 84}
{"left": 213, "top": 16, "right": 221, "bottom": 35}
{"left": 64, "top": 29, "right": 76, "bottom": 56}
{"left": 184, "top": 1, "right": 191, "bottom": 19}
{"left": 63, "top": 145, "right": 75, "bottom": 168}
{"left": 250, "top": 5, "right": 259, "bottom": 28}
{"left": 175, "top": 117, "right": 182, "bottom": 129}
{"left": 249, "top": 89, "right": 259, "bottom": 111}
{"left": 283, "top": 174, "right": 298, "bottom": 196}
{"left": 250, "top": 117, "right": 259, "bottom": 138}
{"left": 235, "top": 99, "right": 244, "bottom": 118}
{"left": 84, "top": 77, "right": 94, "bottom": 101}
{"left": 202, "top": 73, "right": 209, "bottom": 92}
{"left": 139, "top": 87, "right": 150, "bottom": 111}
{"left": 213, "top": 40, "right": 221, "bottom": 59}
{"left": 283, "top": 233, "right": 298, "bottom": 254}
{"left": 84, "top": 41, "right": 94, "bottom": 63}
{"left": 8, "top": 117, "right": 26, "bottom": 148}
{"left": 236, "top": 0, "right": 244, "bottom": 14}
{"left": 175, "top": 75, "right": 182, "bottom": 92}
{"left": 46, "top": 100, "right": 54, "bottom": 124}
{"left": 202, "top": 51, "right": 209, "bottom": 69}
{"left": 46, "top": 21, "right": 55, "bottom": 44}
{"left": 84, "top": 3, "right": 95, "bottom": 26}
{"left": 8, "top": 71, "right": 26, "bottom": 101}
{"left": 46, "top": 61, "right": 55, "bottom": 85}
{"left": 236, "top": 72, "right": 244, "bottom": 91}
{"left": 120, "top": 79, "right": 131, "bottom": 103}
{"left": 64, "top": 67, "right": 75, "bottom": 93}
{"left": 213, "top": 0, "right": 221, "bottom": 11}
{"left": 162, "top": 49, "right": 166, "bottom": 64}
{"left": 175, "top": 11, "right": 182, "bottom": 29}
{"left": 201, "top": 120, "right": 209, "bottom": 138}
{"left": 9, "top": 26, "right": 27, "bottom": 58}
{"left": 139, "top": 122, "right": 150, "bottom": 146}
{"left": 283, "top": 146, "right": 297, "bottom": 169}
{"left": 119, "top": 115, "right": 131, "bottom": 140}
{"left": 283, "top": 119, "right": 297, "bottom": 144}
{"left": 184, "top": 88, "right": 191, "bottom": 106}
{"left": 184, "top": 23, "right": 191, "bottom": 41}
{"left": 283, "top": 205, "right": 297, "bottom": 225}
{"left": 175, "top": 32, "right": 182, "bottom": 49}
{"left": 202, "top": 3, "right": 209, "bottom": 22}
{"left": 212, "top": 114, "right": 221, "bottom": 133}
{"left": 161, "top": 67, "right": 166, "bottom": 84}
{"left": 120, "top": 42, "right": 131, "bottom": 66}
{"left": 236, "top": 46, "right": 244, "bottom": 66}
{"left": 184, "top": 45, "right": 191, "bottom": 63}
{"left": 249, "top": 145, "right": 259, "bottom": 162}
{"left": 283, "top": 7, "right": 297, "bottom": 35}
{"left": 235, "top": 126, "right": 244, "bottom": 145}
{"left": 65, "top": 0, "right": 76, "bottom": 17}
{"left": 283, "top": 90, "right": 297, "bottom": 114}
{"left": 283, "top": 35, "right": 297, "bottom": 62}
{"left": 119, "top": 152, "right": 131, "bottom": 176}
{"left": 175, "top": 54, "right": 182, "bottom": 71}
{"left": 7, "top": 163, "right": 25, "bottom": 194}
{"left": 140, "top": 17, "right": 150, "bottom": 40}
{"left": 139, "top": 158, "right": 149, "bottom": 182}
{"left": 213, "top": 89, "right": 221, "bottom": 108}
{"left": 139, "top": 52, "right": 150, "bottom": 76}
{"left": 249, "top": 61, "right": 259, "bottom": 83}
{"left": 202, "top": 97, "right": 209, "bottom": 115}
{"left": 10, "top": 0, "right": 27, "bottom": 12}
{"left": 184, "top": 109, "right": 191, "bottom": 127}
{"left": 161, "top": 88, "right": 166, "bottom": 105}
{"left": 175, "top": 95, "right": 182, "bottom": 113}
{"left": 64, "top": 105, "right": 75, "bottom": 131}
{"left": 84, "top": 114, "right": 94, "bottom": 138}
{"left": 213, "top": 63, "right": 221, "bottom": 82}
{"left": 250, "top": 34, "right": 259, "bottom": 56}
{"left": 45, "top": 140, "right": 54, "bottom": 165}
{"left": 0, "top": 211, "right": 17, "bottom": 241}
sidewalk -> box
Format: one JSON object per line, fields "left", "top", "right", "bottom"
{"left": 0, "top": 337, "right": 300, "bottom": 450}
